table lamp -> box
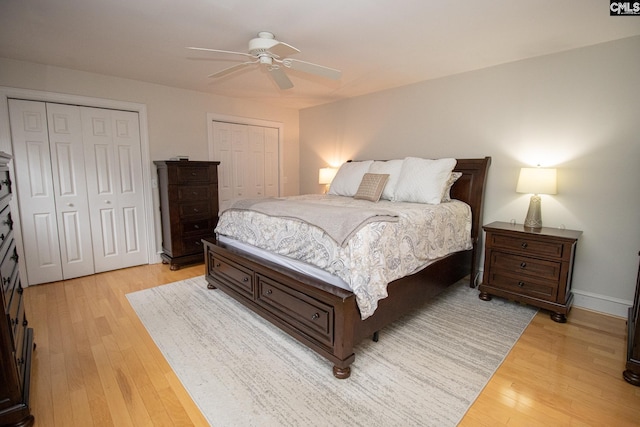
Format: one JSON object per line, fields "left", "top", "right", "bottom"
{"left": 318, "top": 167, "right": 337, "bottom": 193}
{"left": 516, "top": 167, "right": 557, "bottom": 229}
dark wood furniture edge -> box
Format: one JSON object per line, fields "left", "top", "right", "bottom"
{"left": 204, "top": 157, "right": 491, "bottom": 378}
{"left": 623, "top": 251, "right": 640, "bottom": 386}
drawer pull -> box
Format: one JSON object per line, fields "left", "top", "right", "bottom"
{"left": 266, "top": 289, "right": 272, "bottom": 295}
{"left": 521, "top": 242, "right": 528, "bottom": 249}
{"left": 194, "top": 224, "right": 200, "bottom": 229}
{"left": 0, "top": 233, "right": 4, "bottom": 241}
{"left": 520, "top": 262, "right": 527, "bottom": 268}
{"left": 518, "top": 281, "right": 525, "bottom": 287}
{"left": 242, "top": 276, "right": 249, "bottom": 282}
{"left": 311, "top": 313, "right": 320, "bottom": 320}
{"left": 215, "top": 262, "right": 221, "bottom": 267}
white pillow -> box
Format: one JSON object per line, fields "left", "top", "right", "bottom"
{"left": 368, "top": 159, "right": 403, "bottom": 200}
{"left": 328, "top": 160, "right": 374, "bottom": 196}
{"left": 393, "top": 157, "right": 457, "bottom": 204}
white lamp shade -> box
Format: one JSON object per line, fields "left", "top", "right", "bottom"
{"left": 516, "top": 167, "right": 557, "bottom": 195}
{"left": 319, "top": 167, "right": 338, "bottom": 185}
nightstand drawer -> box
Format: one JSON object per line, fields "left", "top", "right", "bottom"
{"left": 490, "top": 251, "right": 561, "bottom": 281}
{"left": 490, "top": 233, "right": 565, "bottom": 259}
{"left": 487, "top": 271, "right": 557, "bottom": 300}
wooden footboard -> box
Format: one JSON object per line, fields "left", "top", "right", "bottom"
{"left": 203, "top": 157, "right": 490, "bottom": 378}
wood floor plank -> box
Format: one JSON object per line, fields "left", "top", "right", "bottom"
{"left": 23, "top": 264, "right": 640, "bottom": 426}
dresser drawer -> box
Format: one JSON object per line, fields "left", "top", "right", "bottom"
{"left": 182, "top": 218, "right": 214, "bottom": 235}
{"left": 489, "top": 251, "right": 561, "bottom": 281}
{"left": 208, "top": 254, "right": 254, "bottom": 298}
{"left": 486, "top": 270, "right": 557, "bottom": 300}
{"left": 180, "top": 236, "right": 206, "bottom": 255}
{"left": 490, "top": 233, "right": 565, "bottom": 259}
{"left": 0, "top": 168, "right": 10, "bottom": 204}
{"left": 177, "top": 166, "right": 214, "bottom": 184}
{"left": 177, "top": 185, "right": 212, "bottom": 202}
{"left": 256, "top": 274, "right": 334, "bottom": 347}
{"left": 179, "top": 200, "right": 212, "bottom": 219}
{"left": 1, "top": 240, "right": 17, "bottom": 310}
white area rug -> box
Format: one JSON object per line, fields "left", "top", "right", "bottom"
{"left": 127, "top": 276, "right": 537, "bottom": 426}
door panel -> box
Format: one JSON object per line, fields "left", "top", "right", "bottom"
{"left": 9, "top": 99, "right": 64, "bottom": 284}
{"left": 82, "top": 107, "right": 148, "bottom": 273}
{"left": 264, "top": 127, "right": 279, "bottom": 197}
{"left": 47, "top": 103, "right": 95, "bottom": 279}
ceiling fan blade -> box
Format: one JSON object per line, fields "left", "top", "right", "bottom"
{"left": 187, "top": 47, "right": 255, "bottom": 59}
{"left": 268, "top": 41, "right": 300, "bottom": 59}
{"left": 282, "top": 58, "right": 341, "bottom": 80}
{"left": 269, "top": 67, "right": 294, "bottom": 90}
{"left": 208, "top": 61, "right": 256, "bottom": 78}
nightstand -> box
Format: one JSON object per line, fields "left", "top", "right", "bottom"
{"left": 478, "top": 221, "right": 582, "bottom": 323}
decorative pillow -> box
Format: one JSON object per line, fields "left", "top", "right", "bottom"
{"left": 328, "top": 160, "right": 374, "bottom": 196}
{"left": 354, "top": 173, "right": 390, "bottom": 202}
{"left": 368, "top": 159, "right": 403, "bottom": 201}
{"left": 441, "top": 171, "right": 463, "bottom": 202}
{"left": 393, "top": 157, "right": 457, "bottom": 204}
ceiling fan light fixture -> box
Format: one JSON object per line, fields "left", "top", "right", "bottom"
{"left": 188, "top": 30, "right": 341, "bottom": 89}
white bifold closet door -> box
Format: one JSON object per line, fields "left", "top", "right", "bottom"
{"left": 212, "top": 121, "right": 279, "bottom": 205}
{"left": 8, "top": 99, "right": 148, "bottom": 285}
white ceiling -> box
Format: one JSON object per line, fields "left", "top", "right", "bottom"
{"left": 1, "top": 0, "right": 639, "bottom": 110}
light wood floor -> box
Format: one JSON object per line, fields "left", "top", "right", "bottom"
{"left": 22, "top": 264, "right": 640, "bottom": 426}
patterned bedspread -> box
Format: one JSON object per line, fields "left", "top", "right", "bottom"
{"left": 215, "top": 194, "right": 472, "bottom": 319}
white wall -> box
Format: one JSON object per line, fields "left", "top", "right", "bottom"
{"left": 300, "top": 36, "right": 640, "bottom": 317}
{"left": 0, "top": 57, "right": 300, "bottom": 259}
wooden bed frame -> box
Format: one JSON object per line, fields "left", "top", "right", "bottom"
{"left": 203, "top": 157, "right": 491, "bottom": 379}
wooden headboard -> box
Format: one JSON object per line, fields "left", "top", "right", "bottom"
{"left": 451, "top": 157, "right": 492, "bottom": 284}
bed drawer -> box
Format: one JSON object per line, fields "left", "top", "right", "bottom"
{"left": 209, "top": 254, "right": 254, "bottom": 298}
{"left": 256, "top": 274, "right": 334, "bottom": 347}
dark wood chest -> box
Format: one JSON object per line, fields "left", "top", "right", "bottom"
{"left": 154, "top": 160, "right": 220, "bottom": 270}
{"left": 0, "top": 152, "right": 35, "bottom": 427}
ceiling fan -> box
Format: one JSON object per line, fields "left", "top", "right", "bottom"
{"left": 187, "top": 31, "right": 341, "bottom": 90}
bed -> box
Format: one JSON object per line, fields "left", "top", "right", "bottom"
{"left": 203, "top": 157, "right": 490, "bottom": 378}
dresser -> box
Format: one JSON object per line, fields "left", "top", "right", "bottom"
{"left": 478, "top": 221, "right": 582, "bottom": 323}
{"left": 0, "top": 152, "right": 35, "bottom": 427}
{"left": 623, "top": 252, "right": 640, "bottom": 386}
{"left": 154, "top": 160, "right": 220, "bottom": 270}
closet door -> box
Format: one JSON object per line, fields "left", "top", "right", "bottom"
{"left": 247, "top": 125, "right": 265, "bottom": 198}
{"left": 8, "top": 100, "right": 64, "bottom": 284}
{"left": 212, "top": 120, "right": 280, "bottom": 204}
{"left": 212, "top": 121, "right": 234, "bottom": 203}
{"left": 264, "top": 127, "right": 279, "bottom": 197}
{"left": 81, "top": 107, "right": 148, "bottom": 273}
{"left": 46, "top": 103, "right": 95, "bottom": 279}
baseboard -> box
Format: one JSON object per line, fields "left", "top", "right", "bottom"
{"left": 571, "top": 289, "right": 632, "bottom": 318}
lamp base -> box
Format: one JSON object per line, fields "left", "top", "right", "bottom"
{"left": 523, "top": 194, "right": 543, "bottom": 229}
